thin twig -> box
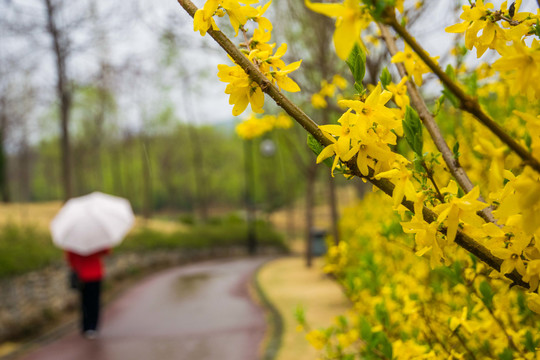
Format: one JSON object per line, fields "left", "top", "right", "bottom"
{"left": 454, "top": 330, "right": 478, "bottom": 360}
{"left": 381, "top": 9, "right": 540, "bottom": 174}
{"left": 468, "top": 283, "right": 521, "bottom": 353}
{"left": 421, "top": 160, "right": 444, "bottom": 203}
{"left": 420, "top": 306, "right": 452, "bottom": 356}
{"left": 176, "top": 0, "right": 528, "bottom": 289}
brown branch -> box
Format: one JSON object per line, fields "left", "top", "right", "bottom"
{"left": 176, "top": 0, "right": 528, "bottom": 289}
{"left": 378, "top": 23, "right": 497, "bottom": 225}
{"left": 381, "top": 9, "right": 540, "bottom": 174}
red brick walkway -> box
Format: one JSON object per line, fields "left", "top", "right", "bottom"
{"left": 16, "top": 257, "right": 270, "bottom": 360}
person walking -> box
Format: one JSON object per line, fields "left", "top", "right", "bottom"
{"left": 66, "top": 248, "right": 110, "bottom": 339}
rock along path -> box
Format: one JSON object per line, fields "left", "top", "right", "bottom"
{"left": 16, "top": 256, "right": 271, "bottom": 360}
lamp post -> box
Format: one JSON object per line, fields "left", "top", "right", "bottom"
{"left": 244, "top": 137, "right": 277, "bottom": 256}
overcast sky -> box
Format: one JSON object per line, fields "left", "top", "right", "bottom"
{"left": 2, "top": 0, "right": 538, "bottom": 145}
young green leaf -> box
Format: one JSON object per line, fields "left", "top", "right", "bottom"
{"left": 346, "top": 43, "right": 366, "bottom": 92}
{"left": 294, "top": 305, "right": 306, "bottom": 325}
{"left": 403, "top": 106, "right": 423, "bottom": 157}
{"left": 433, "top": 94, "right": 446, "bottom": 116}
{"left": 453, "top": 141, "right": 460, "bottom": 160}
{"left": 307, "top": 134, "right": 333, "bottom": 168}
{"left": 479, "top": 280, "right": 494, "bottom": 310}
{"left": 359, "top": 316, "right": 373, "bottom": 342}
{"left": 373, "top": 332, "right": 393, "bottom": 359}
{"left": 524, "top": 330, "right": 538, "bottom": 352}
{"left": 498, "top": 348, "right": 513, "bottom": 360}
{"left": 380, "top": 67, "right": 392, "bottom": 88}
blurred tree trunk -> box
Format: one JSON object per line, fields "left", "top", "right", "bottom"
{"left": 93, "top": 84, "right": 107, "bottom": 190}
{"left": 140, "top": 135, "right": 153, "bottom": 219}
{"left": 182, "top": 76, "right": 209, "bottom": 222}
{"left": 73, "top": 145, "right": 85, "bottom": 195}
{"left": 17, "top": 145, "right": 32, "bottom": 202}
{"left": 123, "top": 132, "right": 136, "bottom": 205}
{"left": 305, "top": 163, "right": 317, "bottom": 267}
{"left": 313, "top": 10, "right": 341, "bottom": 246}
{"left": 187, "top": 124, "right": 209, "bottom": 221}
{"left": 328, "top": 173, "right": 339, "bottom": 244}
{"left": 44, "top": 0, "right": 73, "bottom": 201}
{"left": 110, "top": 143, "right": 125, "bottom": 197}
{"left": 0, "top": 102, "right": 10, "bottom": 203}
{"left": 275, "top": 0, "right": 341, "bottom": 264}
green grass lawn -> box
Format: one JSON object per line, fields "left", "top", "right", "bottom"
{"left": 0, "top": 214, "right": 286, "bottom": 278}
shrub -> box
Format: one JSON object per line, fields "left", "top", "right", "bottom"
{"left": 0, "top": 223, "right": 61, "bottom": 278}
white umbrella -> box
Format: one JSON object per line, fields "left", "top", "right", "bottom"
{"left": 50, "top": 192, "right": 135, "bottom": 255}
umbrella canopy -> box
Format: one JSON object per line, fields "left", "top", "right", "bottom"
{"left": 50, "top": 192, "right": 135, "bottom": 255}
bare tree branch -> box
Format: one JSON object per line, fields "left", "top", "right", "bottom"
{"left": 378, "top": 24, "right": 497, "bottom": 225}
{"left": 382, "top": 9, "right": 540, "bottom": 174}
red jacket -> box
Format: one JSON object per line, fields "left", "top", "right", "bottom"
{"left": 66, "top": 249, "right": 110, "bottom": 282}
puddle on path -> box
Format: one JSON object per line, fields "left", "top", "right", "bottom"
{"left": 174, "top": 272, "right": 211, "bottom": 298}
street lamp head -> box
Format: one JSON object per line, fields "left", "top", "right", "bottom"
{"left": 260, "top": 138, "right": 276, "bottom": 157}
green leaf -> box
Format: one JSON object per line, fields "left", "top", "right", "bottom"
{"left": 524, "top": 330, "right": 538, "bottom": 352}
{"left": 479, "top": 281, "right": 494, "bottom": 310}
{"left": 498, "top": 348, "right": 513, "bottom": 360}
{"left": 294, "top": 305, "right": 306, "bottom": 325}
{"left": 337, "top": 315, "right": 348, "bottom": 329}
{"left": 465, "top": 72, "right": 478, "bottom": 96}
{"left": 534, "top": 20, "right": 540, "bottom": 37}
{"left": 346, "top": 43, "right": 366, "bottom": 88}
{"left": 380, "top": 67, "right": 392, "bottom": 88}
{"left": 307, "top": 134, "right": 333, "bottom": 168}
{"left": 364, "top": 0, "right": 394, "bottom": 20}
{"left": 373, "top": 332, "right": 393, "bottom": 359}
{"left": 412, "top": 155, "right": 424, "bottom": 173}
{"left": 433, "top": 95, "right": 445, "bottom": 116}
{"left": 403, "top": 106, "right": 423, "bottom": 157}
{"left": 453, "top": 142, "right": 460, "bottom": 160}
{"left": 375, "top": 302, "right": 390, "bottom": 328}
{"left": 524, "top": 132, "right": 532, "bottom": 150}
{"left": 359, "top": 316, "right": 373, "bottom": 342}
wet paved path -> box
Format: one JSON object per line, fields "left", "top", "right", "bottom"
{"left": 17, "top": 257, "right": 270, "bottom": 360}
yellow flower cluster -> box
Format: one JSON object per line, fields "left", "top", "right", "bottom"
{"left": 391, "top": 44, "right": 440, "bottom": 87}
{"left": 311, "top": 75, "right": 347, "bottom": 109}
{"left": 314, "top": 70, "right": 540, "bottom": 310}
{"left": 194, "top": 0, "right": 301, "bottom": 116}
{"left": 193, "top": 0, "right": 259, "bottom": 36}
{"left": 386, "top": 76, "right": 409, "bottom": 114}
{"left": 304, "top": 0, "right": 372, "bottom": 60}
{"left": 306, "top": 191, "right": 540, "bottom": 359}
{"left": 304, "top": 0, "right": 405, "bottom": 60}
{"left": 316, "top": 83, "right": 405, "bottom": 178}
{"left": 445, "top": 0, "right": 540, "bottom": 99}
{"left": 235, "top": 112, "right": 292, "bottom": 140}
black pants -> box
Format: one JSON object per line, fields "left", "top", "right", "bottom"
{"left": 80, "top": 280, "right": 102, "bottom": 332}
